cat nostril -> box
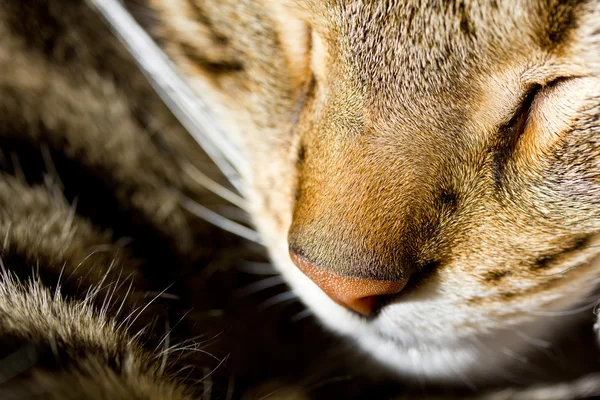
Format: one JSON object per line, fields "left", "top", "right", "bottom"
{"left": 289, "top": 251, "right": 408, "bottom": 316}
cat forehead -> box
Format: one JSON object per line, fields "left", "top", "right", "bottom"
{"left": 301, "top": 0, "right": 589, "bottom": 70}
{"left": 299, "top": 0, "right": 595, "bottom": 124}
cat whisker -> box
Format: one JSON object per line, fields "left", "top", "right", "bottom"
{"left": 114, "top": 278, "right": 135, "bottom": 319}
{"left": 143, "top": 291, "right": 181, "bottom": 301}
{"left": 258, "top": 291, "right": 298, "bottom": 310}
{"left": 154, "top": 309, "right": 194, "bottom": 352}
{"left": 234, "top": 276, "right": 285, "bottom": 297}
{"left": 180, "top": 197, "right": 263, "bottom": 244}
{"left": 181, "top": 161, "right": 248, "bottom": 211}
{"left": 61, "top": 197, "right": 79, "bottom": 239}
{"left": 126, "top": 283, "right": 175, "bottom": 329}
{"left": 257, "top": 388, "right": 282, "bottom": 400}
{"left": 192, "top": 354, "right": 230, "bottom": 384}
{"left": 159, "top": 317, "right": 170, "bottom": 376}
{"left": 64, "top": 245, "right": 114, "bottom": 283}
{"left": 100, "top": 267, "right": 126, "bottom": 317}
{"left": 515, "top": 330, "right": 552, "bottom": 349}
{"left": 2, "top": 222, "right": 11, "bottom": 251}
{"left": 53, "top": 263, "right": 67, "bottom": 300}
{"left": 528, "top": 296, "right": 600, "bottom": 317}
{"left": 160, "top": 345, "right": 222, "bottom": 363}
{"left": 214, "top": 205, "right": 252, "bottom": 224}
{"left": 236, "top": 261, "right": 277, "bottom": 275}
{"left": 290, "top": 308, "right": 313, "bottom": 322}
{"left": 89, "top": 0, "right": 246, "bottom": 191}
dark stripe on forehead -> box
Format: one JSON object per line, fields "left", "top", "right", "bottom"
{"left": 537, "top": 0, "right": 586, "bottom": 50}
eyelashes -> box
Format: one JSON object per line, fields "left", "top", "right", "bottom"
{"left": 504, "top": 83, "right": 543, "bottom": 140}
{"left": 493, "top": 83, "right": 542, "bottom": 186}
{"left": 492, "top": 78, "right": 568, "bottom": 187}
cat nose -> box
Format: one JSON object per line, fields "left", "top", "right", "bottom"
{"left": 289, "top": 251, "right": 407, "bottom": 316}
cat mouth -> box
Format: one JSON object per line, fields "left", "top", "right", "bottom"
{"left": 372, "top": 261, "right": 441, "bottom": 314}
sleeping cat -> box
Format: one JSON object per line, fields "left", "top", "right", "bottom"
{"left": 1, "top": 0, "right": 600, "bottom": 398}
{"left": 136, "top": 0, "right": 600, "bottom": 387}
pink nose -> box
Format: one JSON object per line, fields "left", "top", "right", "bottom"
{"left": 289, "top": 251, "right": 408, "bottom": 316}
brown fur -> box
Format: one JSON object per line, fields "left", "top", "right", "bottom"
{"left": 1, "top": 0, "right": 600, "bottom": 398}
{"left": 143, "top": 0, "right": 600, "bottom": 305}
{"left": 136, "top": 0, "right": 600, "bottom": 390}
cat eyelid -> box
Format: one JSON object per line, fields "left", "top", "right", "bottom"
{"left": 506, "top": 83, "right": 542, "bottom": 131}
{"left": 502, "top": 76, "right": 569, "bottom": 135}
{"left": 492, "top": 77, "right": 569, "bottom": 183}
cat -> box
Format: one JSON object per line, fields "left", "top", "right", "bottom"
{"left": 133, "top": 0, "right": 600, "bottom": 390}
{"left": 1, "top": 0, "right": 600, "bottom": 398}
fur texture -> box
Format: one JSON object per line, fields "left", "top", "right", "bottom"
{"left": 136, "top": 0, "right": 600, "bottom": 390}
{"left": 2, "top": 0, "right": 600, "bottom": 398}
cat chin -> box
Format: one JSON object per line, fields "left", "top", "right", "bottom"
{"left": 273, "top": 252, "right": 589, "bottom": 386}
{"left": 285, "top": 271, "right": 481, "bottom": 383}
{"left": 274, "top": 256, "right": 482, "bottom": 382}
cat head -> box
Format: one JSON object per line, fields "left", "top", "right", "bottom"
{"left": 147, "top": 0, "right": 600, "bottom": 385}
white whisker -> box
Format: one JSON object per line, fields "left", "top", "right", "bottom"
{"left": 143, "top": 291, "right": 181, "bottom": 301}
{"left": 53, "top": 263, "right": 67, "bottom": 300}
{"left": 100, "top": 267, "right": 125, "bottom": 315}
{"left": 214, "top": 205, "right": 252, "bottom": 223}
{"left": 114, "top": 278, "right": 135, "bottom": 319}
{"left": 193, "top": 354, "right": 230, "bottom": 384}
{"left": 236, "top": 261, "right": 276, "bottom": 275}
{"left": 182, "top": 161, "right": 248, "bottom": 210}
{"left": 159, "top": 317, "right": 170, "bottom": 376}
{"left": 181, "top": 197, "right": 263, "bottom": 244}
{"left": 529, "top": 296, "right": 600, "bottom": 317}
{"left": 291, "top": 308, "right": 313, "bottom": 322}
{"left": 61, "top": 197, "right": 78, "bottom": 238}
{"left": 258, "top": 291, "right": 298, "bottom": 310}
{"left": 126, "top": 283, "right": 175, "bottom": 329}
{"left": 88, "top": 0, "right": 245, "bottom": 191}
{"left": 257, "top": 388, "right": 282, "bottom": 400}
{"left": 515, "top": 330, "right": 552, "bottom": 349}
{"left": 234, "top": 276, "right": 285, "bottom": 297}
{"left": 3, "top": 222, "right": 11, "bottom": 251}
{"left": 161, "top": 346, "right": 222, "bottom": 363}
{"left": 155, "top": 309, "right": 194, "bottom": 352}
{"left": 65, "top": 245, "right": 114, "bottom": 283}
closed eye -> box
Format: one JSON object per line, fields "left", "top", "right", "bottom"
{"left": 493, "top": 83, "right": 543, "bottom": 185}
{"left": 492, "top": 77, "right": 572, "bottom": 186}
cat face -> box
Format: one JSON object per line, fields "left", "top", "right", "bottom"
{"left": 148, "top": 0, "right": 600, "bottom": 385}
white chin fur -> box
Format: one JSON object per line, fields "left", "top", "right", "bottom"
{"left": 280, "top": 259, "right": 482, "bottom": 383}
{"left": 270, "top": 250, "right": 590, "bottom": 385}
